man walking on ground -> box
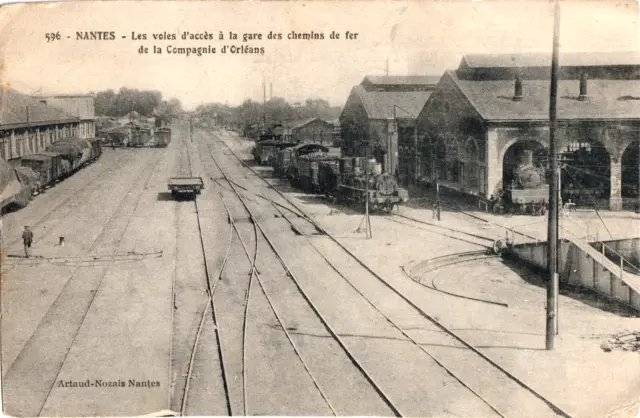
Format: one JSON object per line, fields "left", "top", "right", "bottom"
{"left": 22, "top": 226, "right": 33, "bottom": 258}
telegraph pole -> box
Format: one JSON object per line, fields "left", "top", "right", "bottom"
{"left": 262, "top": 76, "right": 267, "bottom": 132}
{"left": 546, "top": 0, "right": 561, "bottom": 350}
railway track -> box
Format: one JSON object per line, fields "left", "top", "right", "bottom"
{"left": 4, "top": 151, "right": 166, "bottom": 417}
{"left": 200, "top": 140, "right": 401, "bottom": 416}
{"left": 173, "top": 134, "right": 233, "bottom": 416}
{"left": 3, "top": 151, "right": 136, "bottom": 249}
{"left": 402, "top": 251, "right": 508, "bottom": 308}
{"left": 207, "top": 130, "right": 573, "bottom": 418}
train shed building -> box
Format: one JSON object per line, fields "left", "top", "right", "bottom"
{"left": 32, "top": 94, "right": 95, "bottom": 139}
{"left": 339, "top": 75, "right": 439, "bottom": 183}
{"left": 0, "top": 88, "right": 82, "bottom": 164}
{"left": 416, "top": 52, "right": 640, "bottom": 210}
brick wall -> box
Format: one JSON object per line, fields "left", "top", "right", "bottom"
{"left": 416, "top": 73, "right": 487, "bottom": 195}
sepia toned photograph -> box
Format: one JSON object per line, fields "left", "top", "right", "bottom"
{"left": 0, "top": 0, "right": 639, "bottom": 416}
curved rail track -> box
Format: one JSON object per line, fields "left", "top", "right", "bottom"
{"left": 401, "top": 252, "right": 508, "bottom": 308}
{"left": 170, "top": 132, "right": 233, "bottom": 416}
{"left": 207, "top": 130, "right": 573, "bottom": 418}
{"left": 202, "top": 141, "right": 400, "bottom": 416}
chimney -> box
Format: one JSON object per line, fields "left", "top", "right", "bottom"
{"left": 522, "top": 150, "right": 534, "bottom": 167}
{"left": 513, "top": 75, "right": 523, "bottom": 101}
{"left": 578, "top": 73, "right": 588, "bottom": 101}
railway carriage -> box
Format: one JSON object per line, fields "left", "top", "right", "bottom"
{"left": 104, "top": 127, "right": 130, "bottom": 147}
{"left": 155, "top": 128, "right": 171, "bottom": 147}
{"left": 130, "top": 126, "right": 153, "bottom": 147}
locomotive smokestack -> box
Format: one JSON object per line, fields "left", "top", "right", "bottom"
{"left": 578, "top": 73, "right": 588, "bottom": 101}
{"left": 522, "top": 150, "right": 534, "bottom": 166}
{"left": 513, "top": 74, "right": 523, "bottom": 101}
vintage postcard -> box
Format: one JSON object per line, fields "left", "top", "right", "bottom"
{"left": 0, "top": 1, "right": 639, "bottom": 417}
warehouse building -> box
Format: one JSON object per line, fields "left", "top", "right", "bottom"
{"left": 0, "top": 88, "right": 82, "bottom": 164}
{"left": 289, "top": 118, "right": 335, "bottom": 144}
{"left": 416, "top": 52, "right": 640, "bottom": 210}
{"left": 33, "top": 94, "right": 95, "bottom": 139}
{"left": 339, "top": 75, "right": 439, "bottom": 183}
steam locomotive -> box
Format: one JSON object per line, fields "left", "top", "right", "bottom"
{"left": 495, "top": 150, "right": 548, "bottom": 215}
{"left": 330, "top": 164, "right": 409, "bottom": 212}
{"left": 280, "top": 144, "right": 408, "bottom": 212}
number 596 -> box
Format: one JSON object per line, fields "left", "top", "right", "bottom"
{"left": 45, "top": 32, "right": 61, "bottom": 42}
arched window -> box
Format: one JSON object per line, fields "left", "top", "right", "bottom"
{"left": 463, "top": 137, "right": 479, "bottom": 163}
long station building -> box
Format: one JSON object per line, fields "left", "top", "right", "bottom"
{"left": 0, "top": 88, "right": 95, "bottom": 165}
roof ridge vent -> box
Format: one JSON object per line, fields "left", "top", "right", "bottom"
{"left": 513, "top": 74, "right": 523, "bottom": 102}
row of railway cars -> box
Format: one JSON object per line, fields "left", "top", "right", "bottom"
{"left": 261, "top": 142, "right": 409, "bottom": 212}
{"left": 256, "top": 138, "right": 547, "bottom": 215}
{"left": 0, "top": 137, "right": 103, "bottom": 212}
{"left": 100, "top": 124, "right": 172, "bottom": 148}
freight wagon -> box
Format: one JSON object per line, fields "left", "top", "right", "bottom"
{"left": 21, "top": 152, "right": 66, "bottom": 190}
{"left": 287, "top": 144, "right": 332, "bottom": 192}
{"left": 253, "top": 140, "right": 297, "bottom": 166}
{"left": 14, "top": 167, "right": 40, "bottom": 196}
{"left": 0, "top": 159, "right": 32, "bottom": 212}
{"left": 274, "top": 147, "right": 294, "bottom": 178}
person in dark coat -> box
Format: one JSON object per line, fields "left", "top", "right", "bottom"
{"left": 22, "top": 226, "right": 33, "bottom": 258}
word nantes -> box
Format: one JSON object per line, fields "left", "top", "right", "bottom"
{"left": 57, "top": 379, "right": 161, "bottom": 388}
{"left": 76, "top": 31, "right": 116, "bottom": 40}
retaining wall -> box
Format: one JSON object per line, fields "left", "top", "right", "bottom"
{"left": 509, "top": 239, "right": 640, "bottom": 311}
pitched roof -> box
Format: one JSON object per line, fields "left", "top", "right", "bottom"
{"left": 288, "top": 118, "right": 318, "bottom": 129}
{"left": 460, "top": 51, "right": 640, "bottom": 69}
{"left": 447, "top": 70, "right": 640, "bottom": 121}
{"left": 353, "top": 85, "right": 433, "bottom": 119}
{"left": 0, "top": 87, "right": 77, "bottom": 129}
{"left": 363, "top": 75, "right": 441, "bottom": 86}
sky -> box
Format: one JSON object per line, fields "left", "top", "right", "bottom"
{"left": 0, "top": 0, "right": 638, "bottom": 110}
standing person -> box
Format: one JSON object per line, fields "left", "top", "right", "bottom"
{"left": 22, "top": 226, "right": 33, "bottom": 258}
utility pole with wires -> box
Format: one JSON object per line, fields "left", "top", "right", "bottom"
{"left": 546, "top": 0, "right": 561, "bottom": 350}
{"left": 262, "top": 76, "right": 267, "bottom": 132}
{"left": 385, "top": 57, "right": 389, "bottom": 76}
{"left": 355, "top": 129, "right": 372, "bottom": 238}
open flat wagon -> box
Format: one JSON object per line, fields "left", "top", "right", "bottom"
{"left": 168, "top": 177, "right": 204, "bottom": 199}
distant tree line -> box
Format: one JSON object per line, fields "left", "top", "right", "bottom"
{"left": 93, "top": 87, "right": 183, "bottom": 119}
{"left": 194, "top": 97, "right": 341, "bottom": 129}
